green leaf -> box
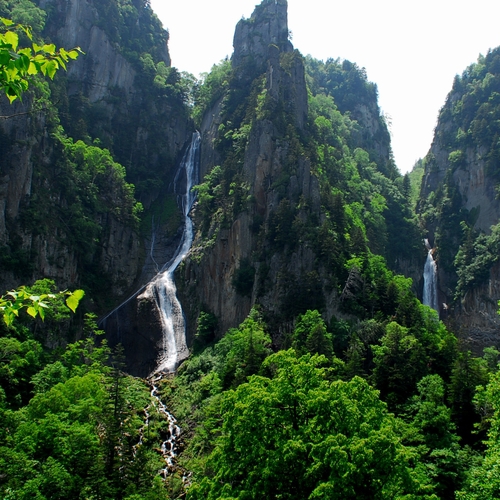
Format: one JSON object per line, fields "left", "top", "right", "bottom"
{"left": 66, "top": 289, "right": 85, "bottom": 313}
{"left": 3, "top": 31, "right": 18, "bottom": 51}
{"left": 0, "top": 18, "right": 14, "bottom": 27}
{"left": 27, "top": 306, "right": 37, "bottom": 318}
{"left": 0, "top": 50, "right": 10, "bottom": 66}
{"left": 45, "top": 60, "right": 58, "bottom": 79}
{"left": 41, "top": 43, "right": 56, "bottom": 55}
{"left": 55, "top": 56, "right": 66, "bottom": 71}
{"left": 3, "top": 310, "right": 14, "bottom": 326}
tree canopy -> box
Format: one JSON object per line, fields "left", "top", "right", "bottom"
{"left": 187, "top": 349, "right": 435, "bottom": 499}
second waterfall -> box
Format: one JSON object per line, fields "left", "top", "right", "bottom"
{"left": 422, "top": 239, "right": 439, "bottom": 315}
{"left": 140, "top": 132, "right": 201, "bottom": 374}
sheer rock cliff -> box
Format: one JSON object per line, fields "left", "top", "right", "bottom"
{"left": 419, "top": 53, "right": 500, "bottom": 349}
{"left": 180, "top": 0, "right": 342, "bottom": 341}
{"left": 0, "top": 0, "right": 191, "bottom": 301}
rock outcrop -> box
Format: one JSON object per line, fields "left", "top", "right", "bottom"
{"left": 449, "top": 260, "right": 500, "bottom": 353}
{"left": 232, "top": 0, "right": 292, "bottom": 71}
{"left": 0, "top": 0, "right": 191, "bottom": 302}
{"left": 181, "top": 0, "right": 336, "bottom": 340}
{"left": 419, "top": 48, "right": 500, "bottom": 348}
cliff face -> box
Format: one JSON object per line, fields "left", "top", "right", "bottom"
{"left": 232, "top": 0, "right": 292, "bottom": 72}
{"left": 0, "top": 0, "right": 191, "bottom": 302}
{"left": 448, "top": 261, "right": 500, "bottom": 353}
{"left": 180, "top": 0, "right": 404, "bottom": 342}
{"left": 419, "top": 48, "right": 500, "bottom": 348}
{"left": 421, "top": 125, "right": 500, "bottom": 234}
{"left": 181, "top": 0, "right": 311, "bottom": 338}
{"left": 39, "top": 0, "right": 191, "bottom": 203}
{"left": 39, "top": 0, "right": 139, "bottom": 101}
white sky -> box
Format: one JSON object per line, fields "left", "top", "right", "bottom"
{"left": 150, "top": 0, "right": 500, "bottom": 174}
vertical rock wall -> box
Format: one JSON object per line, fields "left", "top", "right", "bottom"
{"left": 181, "top": 0, "right": 327, "bottom": 339}
{"left": 0, "top": 0, "right": 191, "bottom": 301}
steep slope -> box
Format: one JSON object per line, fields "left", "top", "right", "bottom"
{"left": 419, "top": 47, "right": 500, "bottom": 348}
{"left": 180, "top": 0, "right": 420, "bottom": 343}
{"left": 0, "top": 0, "right": 191, "bottom": 307}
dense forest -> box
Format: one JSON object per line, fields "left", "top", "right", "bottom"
{"left": 1, "top": 0, "right": 500, "bottom": 499}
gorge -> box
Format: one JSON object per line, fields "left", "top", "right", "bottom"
{"left": 1, "top": 0, "right": 500, "bottom": 498}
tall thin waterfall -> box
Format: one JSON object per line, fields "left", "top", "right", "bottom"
{"left": 423, "top": 239, "right": 439, "bottom": 314}
{"left": 139, "top": 132, "right": 201, "bottom": 374}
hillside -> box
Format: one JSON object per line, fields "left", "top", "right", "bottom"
{"left": 419, "top": 47, "right": 500, "bottom": 349}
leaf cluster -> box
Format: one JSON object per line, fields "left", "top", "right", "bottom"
{"left": 0, "top": 297, "right": 172, "bottom": 499}
{"left": 0, "top": 285, "right": 84, "bottom": 326}
{"left": 0, "top": 17, "right": 81, "bottom": 103}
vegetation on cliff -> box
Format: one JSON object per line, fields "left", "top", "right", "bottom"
{"left": 419, "top": 47, "right": 500, "bottom": 300}
{"left": 156, "top": 305, "right": 500, "bottom": 499}
{"left": 0, "top": 0, "right": 193, "bottom": 306}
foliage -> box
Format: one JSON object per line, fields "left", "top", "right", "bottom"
{"left": 232, "top": 258, "right": 255, "bottom": 297}
{"left": 0, "top": 17, "right": 81, "bottom": 102}
{"left": 457, "top": 368, "right": 500, "bottom": 499}
{"left": 187, "top": 349, "right": 435, "bottom": 499}
{"left": 214, "top": 308, "right": 272, "bottom": 389}
{"left": 17, "top": 129, "right": 143, "bottom": 300}
{"left": 402, "top": 375, "right": 470, "bottom": 499}
{"left": 192, "top": 58, "right": 232, "bottom": 125}
{"left": 194, "top": 310, "right": 218, "bottom": 347}
{"left": 0, "top": 283, "right": 84, "bottom": 326}
{"left": 408, "top": 158, "right": 425, "bottom": 208}
{"left": 0, "top": 303, "right": 172, "bottom": 499}
{"left": 372, "top": 321, "right": 428, "bottom": 407}
{"left": 455, "top": 222, "right": 500, "bottom": 298}
{"left": 448, "top": 350, "right": 489, "bottom": 444}
{"left": 293, "top": 309, "right": 333, "bottom": 359}
{"left": 91, "top": 0, "right": 168, "bottom": 70}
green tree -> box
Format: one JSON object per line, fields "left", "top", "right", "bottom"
{"left": 448, "top": 350, "right": 489, "bottom": 444}
{"left": 215, "top": 308, "right": 272, "bottom": 389}
{"left": 187, "top": 349, "right": 435, "bottom": 499}
{"left": 457, "top": 368, "right": 500, "bottom": 499}
{"left": 372, "top": 321, "right": 427, "bottom": 408}
{"left": 403, "top": 375, "right": 467, "bottom": 499}
{"left": 293, "top": 309, "right": 333, "bottom": 359}
{"left": 0, "top": 333, "right": 170, "bottom": 499}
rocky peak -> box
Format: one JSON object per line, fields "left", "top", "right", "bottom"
{"left": 232, "top": 0, "right": 292, "bottom": 71}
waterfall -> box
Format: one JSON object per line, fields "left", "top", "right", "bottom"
{"left": 102, "top": 133, "right": 200, "bottom": 479}
{"left": 423, "top": 239, "right": 439, "bottom": 314}
{"left": 139, "top": 131, "right": 201, "bottom": 374}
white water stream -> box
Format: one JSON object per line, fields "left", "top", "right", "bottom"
{"left": 123, "top": 132, "right": 201, "bottom": 479}
{"left": 423, "top": 238, "right": 439, "bottom": 314}
{"left": 139, "top": 131, "right": 201, "bottom": 374}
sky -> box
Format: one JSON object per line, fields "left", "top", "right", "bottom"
{"left": 149, "top": 0, "right": 500, "bottom": 174}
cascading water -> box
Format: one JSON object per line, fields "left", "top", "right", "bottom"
{"left": 100, "top": 131, "right": 201, "bottom": 374}
{"left": 139, "top": 131, "right": 201, "bottom": 374}
{"left": 423, "top": 239, "right": 439, "bottom": 314}
{"left": 129, "top": 132, "right": 200, "bottom": 479}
